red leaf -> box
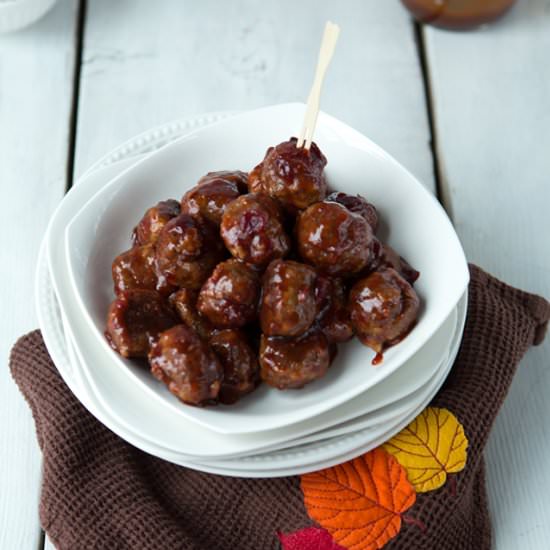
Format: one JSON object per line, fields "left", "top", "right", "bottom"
{"left": 278, "top": 526, "right": 347, "bottom": 550}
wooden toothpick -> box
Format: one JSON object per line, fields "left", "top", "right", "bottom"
{"left": 296, "top": 21, "right": 340, "bottom": 150}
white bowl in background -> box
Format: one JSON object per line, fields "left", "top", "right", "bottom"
{"left": 0, "top": 0, "right": 57, "bottom": 33}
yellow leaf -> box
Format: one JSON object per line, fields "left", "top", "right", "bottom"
{"left": 383, "top": 407, "right": 468, "bottom": 493}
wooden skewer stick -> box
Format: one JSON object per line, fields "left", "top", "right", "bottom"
{"left": 297, "top": 21, "right": 340, "bottom": 150}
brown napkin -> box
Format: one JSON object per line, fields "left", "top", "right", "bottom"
{"left": 10, "top": 265, "right": 550, "bottom": 550}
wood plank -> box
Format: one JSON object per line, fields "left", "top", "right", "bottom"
{"left": 0, "top": 2, "right": 79, "bottom": 549}
{"left": 75, "top": 0, "right": 435, "bottom": 190}
{"left": 423, "top": 2, "right": 550, "bottom": 547}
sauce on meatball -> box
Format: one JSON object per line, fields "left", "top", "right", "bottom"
{"left": 155, "top": 213, "right": 225, "bottom": 289}
{"left": 349, "top": 268, "right": 420, "bottom": 362}
{"left": 260, "top": 259, "right": 318, "bottom": 337}
{"left": 198, "top": 259, "right": 261, "bottom": 328}
{"left": 181, "top": 171, "right": 248, "bottom": 225}
{"left": 259, "top": 329, "right": 330, "bottom": 390}
{"left": 105, "top": 289, "right": 177, "bottom": 358}
{"left": 149, "top": 324, "right": 223, "bottom": 406}
{"left": 326, "top": 191, "right": 378, "bottom": 233}
{"left": 209, "top": 329, "right": 259, "bottom": 404}
{"left": 248, "top": 138, "right": 327, "bottom": 211}
{"left": 220, "top": 193, "right": 290, "bottom": 266}
{"left": 132, "top": 199, "right": 181, "bottom": 246}
{"left": 297, "top": 201, "right": 373, "bottom": 276}
{"left": 168, "top": 288, "right": 216, "bottom": 341}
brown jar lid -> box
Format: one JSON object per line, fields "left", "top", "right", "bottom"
{"left": 401, "top": 0, "right": 517, "bottom": 29}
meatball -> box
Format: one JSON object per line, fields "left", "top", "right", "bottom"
{"left": 105, "top": 289, "right": 177, "bottom": 358}
{"left": 315, "top": 276, "right": 354, "bottom": 344}
{"left": 259, "top": 329, "right": 330, "bottom": 390}
{"left": 349, "top": 268, "right": 420, "bottom": 355}
{"left": 181, "top": 171, "right": 248, "bottom": 225}
{"left": 326, "top": 191, "right": 379, "bottom": 233}
{"left": 368, "top": 240, "right": 420, "bottom": 285}
{"left": 149, "top": 324, "right": 223, "bottom": 406}
{"left": 248, "top": 138, "right": 327, "bottom": 211}
{"left": 112, "top": 244, "right": 173, "bottom": 296}
{"left": 168, "top": 288, "right": 215, "bottom": 341}
{"left": 197, "top": 259, "right": 261, "bottom": 328}
{"left": 155, "top": 213, "right": 225, "bottom": 289}
{"left": 260, "top": 260, "right": 317, "bottom": 337}
{"left": 296, "top": 201, "right": 373, "bottom": 276}
{"left": 132, "top": 199, "right": 180, "bottom": 246}
{"left": 209, "top": 329, "right": 259, "bottom": 404}
{"left": 197, "top": 170, "right": 248, "bottom": 193}
{"left": 220, "top": 193, "right": 290, "bottom": 266}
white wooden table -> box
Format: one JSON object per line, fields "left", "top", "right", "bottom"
{"left": 1, "top": 1, "right": 549, "bottom": 548}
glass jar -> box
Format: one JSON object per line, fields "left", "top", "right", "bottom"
{"left": 401, "top": 0, "right": 517, "bottom": 30}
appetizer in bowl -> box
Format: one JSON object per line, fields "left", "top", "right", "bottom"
{"left": 105, "top": 137, "right": 420, "bottom": 407}
{"left": 65, "top": 104, "right": 468, "bottom": 434}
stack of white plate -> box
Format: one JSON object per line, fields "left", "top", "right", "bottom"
{"left": 36, "top": 104, "right": 469, "bottom": 478}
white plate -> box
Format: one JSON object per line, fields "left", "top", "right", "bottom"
{"left": 73, "top": 309, "right": 454, "bottom": 457}
{"left": 36, "top": 112, "right": 467, "bottom": 476}
{"left": 56, "top": 214, "right": 457, "bottom": 459}
{"left": 38, "top": 229, "right": 465, "bottom": 475}
{"left": 37, "top": 228, "right": 461, "bottom": 472}
{"left": 63, "top": 103, "right": 469, "bottom": 435}
{"left": 41, "top": 113, "right": 459, "bottom": 461}
{"left": 65, "top": 289, "right": 466, "bottom": 476}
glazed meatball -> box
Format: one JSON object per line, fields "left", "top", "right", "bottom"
{"left": 169, "top": 288, "right": 216, "bottom": 341}
{"left": 209, "top": 329, "right": 259, "bottom": 404}
{"left": 259, "top": 329, "right": 330, "bottom": 389}
{"left": 132, "top": 199, "right": 180, "bottom": 246}
{"left": 155, "top": 213, "right": 225, "bottom": 289}
{"left": 260, "top": 260, "right": 317, "bottom": 337}
{"left": 315, "top": 276, "right": 354, "bottom": 344}
{"left": 149, "top": 324, "right": 223, "bottom": 406}
{"left": 197, "top": 259, "right": 261, "bottom": 328}
{"left": 326, "top": 191, "right": 379, "bottom": 233}
{"left": 105, "top": 289, "right": 177, "bottom": 358}
{"left": 181, "top": 171, "right": 248, "bottom": 225}
{"left": 368, "top": 240, "right": 420, "bottom": 285}
{"left": 112, "top": 244, "right": 173, "bottom": 296}
{"left": 248, "top": 138, "right": 327, "bottom": 211}
{"left": 349, "top": 268, "right": 420, "bottom": 355}
{"left": 197, "top": 169, "right": 248, "bottom": 192}
{"left": 220, "top": 193, "right": 290, "bottom": 266}
{"left": 296, "top": 201, "right": 373, "bottom": 276}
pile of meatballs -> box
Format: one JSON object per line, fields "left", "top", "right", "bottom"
{"left": 105, "top": 138, "right": 420, "bottom": 407}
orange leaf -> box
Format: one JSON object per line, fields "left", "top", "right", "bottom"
{"left": 300, "top": 448, "right": 416, "bottom": 550}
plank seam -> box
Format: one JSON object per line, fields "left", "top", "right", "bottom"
{"left": 65, "top": 0, "right": 87, "bottom": 191}
{"left": 413, "top": 23, "right": 454, "bottom": 221}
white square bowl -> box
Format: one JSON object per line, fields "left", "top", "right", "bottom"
{"left": 64, "top": 103, "right": 469, "bottom": 435}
